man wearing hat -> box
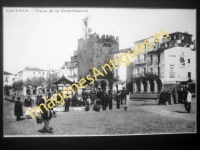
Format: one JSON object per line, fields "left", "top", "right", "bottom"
{"left": 37, "top": 94, "right": 53, "bottom": 133}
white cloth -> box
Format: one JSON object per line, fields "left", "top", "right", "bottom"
{"left": 187, "top": 92, "right": 192, "bottom": 103}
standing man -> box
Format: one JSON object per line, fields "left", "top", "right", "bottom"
{"left": 107, "top": 91, "right": 113, "bottom": 110}
{"left": 46, "top": 89, "right": 51, "bottom": 101}
{"left": 65, "top": 95, "right": 71, "bottom": 112}
{"left": 27, "top": 96, "right": 34, "bottom": 107}
{"left": 167, "top": 90, "right": 172, "bottom": 105}
{"left": 172, "top": 89, "right": 177, "bottom": 104}
{"left": 158, "top": 90, "right": 164, "bottom": 105}
{"left": 186, "top": 89, "right": 192, "bottom": 113}
{"left": 116, "top": 91, "right": 121, "bottom": 109}
{"left": 101, "top": 90, "right": 108, "bottom": 111}
{"left": 121, "top": 87, "right": 126, "bottom": 105}
{"left": 37, "top": 95, "right": 53, "bottom": 133}
{"left": 178, "top": 88, "right": 184, "bottom": 103}
{"left": 182, "top": 88, "right": 188, "bottom": 105}
{"left": 82, "top": 89, "right": 88, "bottom": 106}
{"left": 14, "top": 97, "right": 24, "bottom": 121}
{"left": 162, "top": 90, "right": 167, "bottom": 105}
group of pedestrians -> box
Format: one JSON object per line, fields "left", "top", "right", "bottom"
{"left": 158, "top": 87, "right": 192, "bottom": 113}
{"left": 81, "top": 88, "right": 113, "bottom": 111}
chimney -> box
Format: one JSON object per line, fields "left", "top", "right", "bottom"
{"left": 184, "top": 31, "right": 188, "bottom": 34}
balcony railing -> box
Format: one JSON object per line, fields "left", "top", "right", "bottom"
{"left": 135, "top": 60, "right": 146, "bottom": 65}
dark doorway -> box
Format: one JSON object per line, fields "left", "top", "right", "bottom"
{"left": 136, "top": 80, "right": 141, "bottom": 93}
{"left": 142, "top": 79, "right": 147, "bottom": 92}
{"left": 149, "top": 79, "right": 154, "bottom": 92}
{"left": 156, "top": 79, "right": 162, "bottom": 93}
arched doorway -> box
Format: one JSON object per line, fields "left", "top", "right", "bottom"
{"left": 149, "top": 79, "right": 154, "bottom": 92}
{"left": 156, "top": 79, "right": 162, "bottom": 93}
{"left": 33, "top": 89, "right": 37, "bottom": 95}
{"left": 142, "top": 78, "right": 147, "bottom": 92}
{"left": 26, "top": 89, "right": 30, "bottom": 95}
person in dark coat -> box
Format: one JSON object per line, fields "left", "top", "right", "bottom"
{"left": 24, "top": 96, "right": 34, "bottom": 108}
{"left": 94, "top": 99, "right": 101, "bottom": 111}
{"left": 101, "top": 90, "right": 108, "bottom": 111}
{"left": 121, "top": 87, "right": 126, "bottom": 105}
{"left": 158, "top": 90, "right": 164, "bottom": 105}
{"left": 107, "top": 91, "right": 113, "bottom": 110}
{"left": 46, "top": 89, "right": 51, "bottom": 100}
{"left": 172, "top": 89, "right": 177, "bottom": 104}
{"left": 14, "top": 97, "right": 23, "bottom": 121}
{"left": 116, "top": 91, "right": 121, "bottom": 109}
{"left": 89, "top": 91, "right": 95, "bottom": 106}
{"left": 167, "top": 90, "right": 172, "bottom": 105}
{"left": 97, "top": 88, "right": 103, "bottom": 105}
{"left": 82, "top": 89, "right": 88, "bottom": 106}
{"left": 182, "top": 89, "right": 188, "bottom": 105}
{"left": 71, "top": 93, "right": 78, "bottom": 107}
{"left": 65, "top": 96, "right": 71, "bottom": 112}
{"left": 178, "top": 88, "right": 184, "bottom": 103}
{"left": 37, "top": 95, "right": 53, "bottom": 133}
{"left": 162, "top": 90, "right": 167, "bottom": 105}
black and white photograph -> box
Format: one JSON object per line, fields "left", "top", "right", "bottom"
{"left": 3, "top": 7, "right": 196, "bottom": 136}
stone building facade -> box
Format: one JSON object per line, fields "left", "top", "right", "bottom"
{"left": 126, "top": 31, "right": 196, "bottom": 94}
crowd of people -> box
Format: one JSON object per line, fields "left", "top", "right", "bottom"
{"left": 13, "top": 87, "right": 128, "bottom": 134}
{"left": 12, "top": 86, "right": 193, "bottom": 134}
{"left": 158, "top": 87, "right": 192, "bottom": 113}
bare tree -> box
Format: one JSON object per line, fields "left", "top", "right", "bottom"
{"left": 46, "top": 73, "right": 60, "bottom": 91}
{"left": 25, "top": 77, "right": 46, "bottom": 94}
{"left": 13, "top": 80, "right": 24, "bottom": 95}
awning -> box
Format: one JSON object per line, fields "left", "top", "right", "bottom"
{"left": 53, "top": 75, "right": 74, "bottom": 85}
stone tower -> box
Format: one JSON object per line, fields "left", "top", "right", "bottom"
{"left": 77, "top": 17, "right": 119, "bottom": 79}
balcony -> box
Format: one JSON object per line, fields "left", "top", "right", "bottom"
{"left": 135, "top": 60, "right": 146, "bottom": 66}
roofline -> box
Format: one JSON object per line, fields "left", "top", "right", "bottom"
{"left": 4, "top": 71, "right": 13, "bottom": 75}
{"left": 169, "top": 31, "right": 193, "bottom": 36}
{"left": 18, "top": 69, "right": 47, "bottom": 73}
{"left": 134, "top": 31, "right": 193, "bottom": 44}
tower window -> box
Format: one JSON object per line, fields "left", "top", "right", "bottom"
{"left": 188, "top": 59, "right": 190, "bottom": 63}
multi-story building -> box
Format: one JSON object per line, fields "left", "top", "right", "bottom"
{"left": 126, "top": 31, "right": 196, "bottom": 93}
{"left": 4, "top": 71, "right": 14, "bottom": 86}
{"left": 18, "top": 67, "right": 48, "bottom": 81}
{"left": 55, "top": 50, "right": 78, "bottom": 83}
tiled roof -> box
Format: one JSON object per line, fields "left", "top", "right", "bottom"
{"left": 4, "top": 71, "right": 13, "bottom": 75}
{"left": 18, "top": 67, "right": 46, "bottom": 73}
{"left": 169, "top": 31, "right": 192, "bottom": 36}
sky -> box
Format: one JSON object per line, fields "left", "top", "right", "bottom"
{"left": 3, "top": 7, "right": 196, "bottom": 74}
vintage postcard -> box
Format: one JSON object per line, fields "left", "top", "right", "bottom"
{"left": 3, "top": 7, "right": 196, "bottom": 136}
